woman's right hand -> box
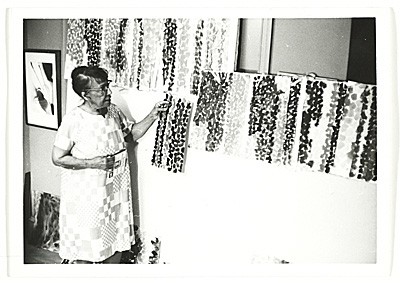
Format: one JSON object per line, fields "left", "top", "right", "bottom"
{"left": 90, "top": 155, "right": 115, "bottom": 171}
{"left": 52, "top": 145, "right": 116, "bottom": 171}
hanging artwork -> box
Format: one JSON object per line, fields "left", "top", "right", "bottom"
{"left": 190, "top": 19, "right": 238, "bottom": 96}
{"left": 204, "top": 19, "right": 232, "bottom": 72}
{"left": 84, "top": 18, "right": 103, "bottom": 66}
{"left": 97, "top": 18, "right": 118, "bottom": 81}
{"left": 131, "top": 18, "right": 144, "bottom": 89}
{"left": 297, "top": 79, "right": 331, "bottom": 168}
{"left": 189, "top": 71, "right": 377, "bottom": 182}
{"left": 190, "top": 73, "right": 298, "bottom": 166}
{"left": 66, "top": 19, "right": 86, "bottom": 68}
{"left": 191, "top": 73, "right": 300, "bottom": 165}
{"left": 65, "top": 18, "right": 377, "bottom": 182}
{"left": 174, "top": 19, "right": 196, "bottom": 94}
{"left": 296, "top": 78, "right": 377, "bottom": 182}
{"left": 65, "top": 18, "right": 238, "bottom": 93}
{"left": 281, "top": 77, "right": 303, "bottom": 165}
{"left": 220, "top": 72, "right": 253, "bottom": 157}
{"left": 162, "top": 18, "right": 178, "bottom": 91}
{"left": 190, "top": 20, "right": 205, "bottom": 96}
{"left": 191, "top": 71, "right": 233, "bottom": 152}
{"left": 248, "top": 75, "right": 293, "bottom": 164}
{"left": 24, "top": 49, "right": 62, "bottom": 130}
{"left": 347, "top": 84, "right": 377, "bottom": 182}
{"left": 139, "top": 19, "right": 164, "bottom": 90}
{"left": 115, "top": 18, "right": 129, "bottom": 85}
{"left": 151, "top": 93, "right": 193, "bottom": 173}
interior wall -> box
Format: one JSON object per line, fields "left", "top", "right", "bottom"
{"left": 269, "top": 18, "right": 352, "bottom": 79}
{"left": 23, "top": 19, "right": 67, "bottom": 196}
{"left": 347, "top": 18, "right": 376, "bottom": 84}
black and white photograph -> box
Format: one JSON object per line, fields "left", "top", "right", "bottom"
{"left": 3, "top": 1, "right": 400, "bottom": 281}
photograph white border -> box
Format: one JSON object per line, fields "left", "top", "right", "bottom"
{"left": 3, "top": 1, "right": 399, "bottom": 281}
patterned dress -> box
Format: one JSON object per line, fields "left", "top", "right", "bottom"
{"left": 54, "top": 103, "right": 135, "bottom": 262}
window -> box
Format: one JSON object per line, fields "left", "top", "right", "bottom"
{"left": 236, "top": 18, "right": 272, "bottom": 74}
{"left": 235, "top": 18, "right": 376, "bottom": 84}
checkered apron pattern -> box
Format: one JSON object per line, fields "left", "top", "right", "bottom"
{"left": 54, "top": 104, "right": 134, "bottom": 262}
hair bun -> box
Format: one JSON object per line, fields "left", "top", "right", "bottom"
{"left": 71, "top": 66, "right": 88, "bottom": 80}
{"left": 70, "top": 65, "right": 108, "bottom": 97}
{"left": 71, "top": 66, "right": 91, "bottom": 96}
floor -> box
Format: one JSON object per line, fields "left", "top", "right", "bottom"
{"left": 23, "top": 244, "right": 136, "bottom": 264}
{"left": 24, "top": 244, "right": 62, "bottom": 264}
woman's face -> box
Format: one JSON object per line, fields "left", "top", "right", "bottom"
{"left": 85, "top": 79, "right": 112, "bottom": 110}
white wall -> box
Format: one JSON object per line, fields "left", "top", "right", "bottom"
{"left": 114, "top": 88, "right": 377, "bottom": 264}
{"left": 24, "top": 19, "right": 67, "bottom": 196}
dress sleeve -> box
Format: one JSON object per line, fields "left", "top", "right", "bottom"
{"left": 117, "top": 107, "right": 136, "bottom": 138}
{"left": 54, "top": 112, "right": 75, "bottom": 151}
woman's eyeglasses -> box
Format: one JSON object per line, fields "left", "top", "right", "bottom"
{"left": 85, "top": 80, "right": 112, "bottom": 93}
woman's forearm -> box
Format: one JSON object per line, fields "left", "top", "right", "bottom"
{"left": 52, "top": 146, "right": 114, "bottom": 171}
{"left": 52, "top": 154, "right": 98, "bottom": 170}
{"left": 131, "top": 111, "right": 158, "bottom": 141}
{"left": 130, "top": 101, "right": 170, "bottom": 140}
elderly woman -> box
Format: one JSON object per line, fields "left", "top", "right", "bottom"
{"left": 52, "top": 66, "right": 169, "bottom": 264}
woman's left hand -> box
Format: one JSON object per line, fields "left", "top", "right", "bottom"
{"left": 130, "top": 100, "right": 172, "bottom": 140}
{"left": 151, "top": 101, "right": 170, "bottom": 117}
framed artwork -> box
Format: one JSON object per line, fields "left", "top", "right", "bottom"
{"left": 23, "top": 49, "right": 61, "bottom": 130}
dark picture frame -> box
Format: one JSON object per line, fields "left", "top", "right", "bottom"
{"left": 23, "top": 49, "right": 61, "bottom": 130}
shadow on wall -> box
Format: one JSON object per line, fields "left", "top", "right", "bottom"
{"left": 112, "top": 87, "right": 141, "bottom": 228}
